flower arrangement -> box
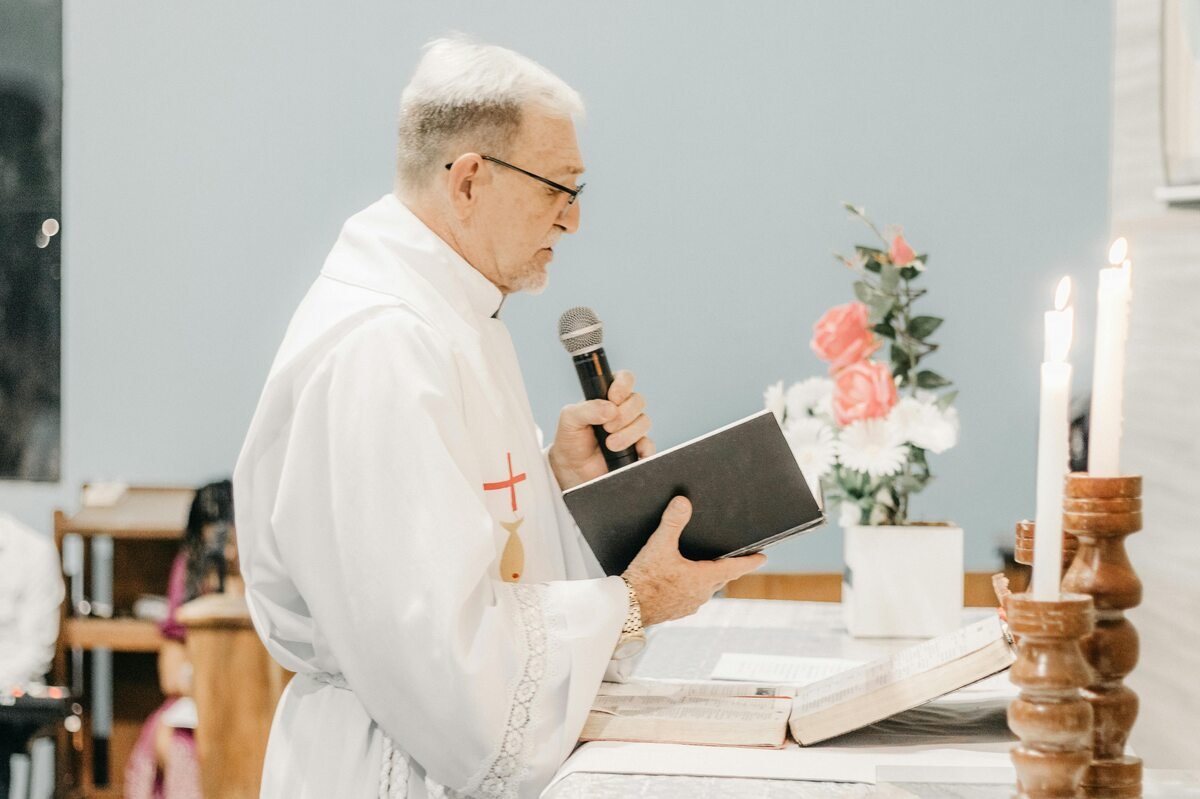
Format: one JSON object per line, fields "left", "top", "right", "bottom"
{"left": 766, "top": 203, "right": 958, "bottom": 527}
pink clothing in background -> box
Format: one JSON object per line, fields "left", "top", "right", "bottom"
{"left": 124, "top": 551, "right": 200, "bottom": 799}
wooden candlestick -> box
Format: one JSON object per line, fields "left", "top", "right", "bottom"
{"left": 1015, "top": 519, "right": 1078, "bottom": 570}
{"left": 1061, "top": 474, "right": 1144, "bottom": 799}
{"left": 1006, "top": 593, "right": 1095, "bottom": 799}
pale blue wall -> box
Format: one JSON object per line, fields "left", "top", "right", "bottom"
{"left": 1, "top": 1, "right": 1112, "bottom": 571}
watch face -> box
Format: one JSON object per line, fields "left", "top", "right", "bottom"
{"left": 613, "top": 634, "right": 647, "bottom": 660}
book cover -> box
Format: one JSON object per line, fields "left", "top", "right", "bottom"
{"left": 562, "top": 410, "right": 825, "bottom": 575}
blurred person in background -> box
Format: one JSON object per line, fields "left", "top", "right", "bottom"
{"left": 0, "top": 513, "right": 62, "bottom": 691}
{"left": 124, "top": 480, "right": 234, "bottom": 799}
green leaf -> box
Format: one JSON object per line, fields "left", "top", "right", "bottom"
{"left": 899, "top": 265, "right": 923, "bottom": 281}
{"left": 879, "top": 262, "right": 901, "bottom": 293}
{"left": 853, "top": 280, "right": 877, "bottom": 304}
{"left": 891, "top": 345, "right": 912, "bottom": 373}
{"left": 864, "top": 258, "right": 882, "bottom": 274}
{"left": 936, "top": 389, "right": 959, "bottom": 410}
{"left": 872, "top": 321, "right": 896, "bottom": 339}
{"left": 907, "top": 315, "right": 944, "bottom": 340}
{"left": 916, "top": 370, "right": 952, "bottom": 389}
{"left": 855, "top": 246, "right": 886, "bottom": 258}
{"left": 867, "top": 296, "right": 895, "bottom": 324}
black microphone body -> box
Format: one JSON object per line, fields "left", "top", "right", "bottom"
{"left": 572, "top": 347, "right": 639, "bottom": 471}
{"left": 559, "top": 306, "right": 640, "bottom": 472}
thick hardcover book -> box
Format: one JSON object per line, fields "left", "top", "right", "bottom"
{"left": 562, "top": 410, "right": 825, "bottom": 576}
{"left": 580, "top": 615, "right": 1017, "bottom": 748}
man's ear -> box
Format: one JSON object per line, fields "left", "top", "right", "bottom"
{"left": 446, "top": 154, "right": 489, "bottom": 220}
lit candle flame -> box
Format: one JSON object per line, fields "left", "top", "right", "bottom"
{"left": 1054, "top": 276, "right": 1072, "bottom": 311}
{"left": 1046, "top": 276, "right": 1074, "bottom": 363}
{"left": 1108, "top": 237, "right": 1128, "bottom": 265}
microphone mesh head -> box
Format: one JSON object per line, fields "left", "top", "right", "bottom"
{"left": 558, "top": 306, "right": 604, "bottom": 354}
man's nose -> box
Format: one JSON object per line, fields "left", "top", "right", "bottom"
{"left": 557, "top": 197, "right": 581, "bottom": 234}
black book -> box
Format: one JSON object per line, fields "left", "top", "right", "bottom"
{"left": 563, "top": 410, "right": 826, "bottom": 575}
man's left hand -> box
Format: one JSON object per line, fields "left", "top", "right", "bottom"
{"left": 548, "top": 370, "right": 655, "bottom": 491}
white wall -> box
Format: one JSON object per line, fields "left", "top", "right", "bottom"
{"left": 1, "top": 1, "right": 1113, "bottom": 572}
{"left": 1111, "top": 0, "right": 1200, "bottom": 770}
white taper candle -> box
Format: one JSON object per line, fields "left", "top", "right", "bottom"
{"left": 1089, "top": 238, "right": 1133, "bottom": 476}
{"left": 1032, "top": 277, "right": 1074, "bottom": 600}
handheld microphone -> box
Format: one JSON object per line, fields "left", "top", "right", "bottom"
{"left": 557, "top": 306, "right": 640, "bottom": 471}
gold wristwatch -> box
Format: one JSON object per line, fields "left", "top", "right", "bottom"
{"left": 614, "top": 575, "right": 647, "bottom": 659}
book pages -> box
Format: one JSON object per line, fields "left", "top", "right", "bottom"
{"left": 711, "top": 654, "right": 864, "bottom": 684}
{"left": 583, "top": 695, "right": 792, "bottom": 748}
{"left": 789, "top": 616, "right": 1016, "bottom": 745}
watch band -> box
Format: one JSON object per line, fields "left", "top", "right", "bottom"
{"left": 619, "top": 575, "right": 644, "bottom": 636}
{"left": 613, "top": 575, "right": 647, "bottom": 660}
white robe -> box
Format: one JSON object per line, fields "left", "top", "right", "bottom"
{"left": 0, "top": 513, "right": 63, "bottom": 688}
{"left": 234, "top": 193, "right": 628, "bottom": 799}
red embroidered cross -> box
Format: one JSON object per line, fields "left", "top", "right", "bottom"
{"left": 482, "top": 452, "right": 527, "bottom": 512}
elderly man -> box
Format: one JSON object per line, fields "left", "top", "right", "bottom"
{"left": 234, "top": 37, "right": 764, "bottom": 798}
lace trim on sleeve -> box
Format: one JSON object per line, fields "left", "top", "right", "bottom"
{"left": 395, "top": 584, "right": 550, "bottom": 799}
{"left": 471, "top": 583, "right": 548, "bottom": 799}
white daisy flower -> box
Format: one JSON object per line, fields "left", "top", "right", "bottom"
{"left": 785, "top": 377, "right": 834, "bottom": 421}
{"left": 836, "top": 418, "right": 907, "bottom": 477}
{"left": 783, "top": 418, "right": 836, "bottom": 489}
{"left": 888, "top": 397, "right": 927, "bottom": 442}
{"left": 763, "top": 380, "right": 785, "bottom": 423}
{"left": 888, "top": 396, "right": 959, "bottom": 454}
{"left": 918, "top": 405, "right": 959, "bottom": 454}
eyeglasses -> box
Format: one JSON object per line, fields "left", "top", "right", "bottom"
{"left": 444, "top": 155, "right": 585, "bottom": 205}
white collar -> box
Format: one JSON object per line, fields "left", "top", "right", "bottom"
{"left": 321, "top": 193, "right": 505, "bottom": 321}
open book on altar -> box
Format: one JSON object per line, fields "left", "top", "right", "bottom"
{"left": 581, "top": 614, "right": 1016, "bottom": 748}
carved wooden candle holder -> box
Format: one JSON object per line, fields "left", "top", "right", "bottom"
{"left": 1061, "top": 474, "right": 1144, "bottom": 799}
{"left": 1006, "top": 593, "right": 1095, "bottom": 799}
{"left": 1015, "top": 519, "right": 1079, "bottom": 570}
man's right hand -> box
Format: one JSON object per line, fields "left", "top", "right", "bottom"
{"left": 622, "top": 497, "right": 767, "bottom": 627}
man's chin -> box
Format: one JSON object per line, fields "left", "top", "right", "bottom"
{"left": 517, "top": 273, "right": 549, "bottom": 296}
{"left": 510, "top": 264, "right": 550, "bottom": 296}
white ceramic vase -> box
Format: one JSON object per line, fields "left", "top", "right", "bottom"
{"left": 842, "top": 523, "right": 964, "bottom": 638}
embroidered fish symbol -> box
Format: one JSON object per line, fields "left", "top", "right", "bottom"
{"left": 500, "top": 517, "right": 525, "bottom": 582}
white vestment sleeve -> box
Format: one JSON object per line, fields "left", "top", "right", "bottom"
{"left": 541, "top": 446, "right": 646, "bottom": 683}
{"left": 267, "top": 311, "right": 625, "bottom": 798}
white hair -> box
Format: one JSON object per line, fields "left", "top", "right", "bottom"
{"left": 395, "top": 36, "right": 584, "bottom": 196}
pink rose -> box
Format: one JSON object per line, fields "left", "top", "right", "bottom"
{"left": 810, "top": 302, "right": 880, "bottom": 373}
{"left": 833, "top": 361, "right": 897, "bottom": 426}
{"left": 889, "top": 232, "right": 915, "bottom": 266}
